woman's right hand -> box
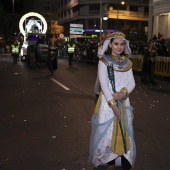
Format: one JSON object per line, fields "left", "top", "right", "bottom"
{"left": 112, "top": 105, "right": 121, "bottom": 119}
{"left": 113, "top": 91, "right": 124, "bottom": 100}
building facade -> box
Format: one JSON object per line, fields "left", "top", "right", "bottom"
{"left": 23, "top": 0, "right": 64, "bottom": 39}
{"left": 56, "top": 0, "right": 149, "bottom": 39}
{"left": 148, "top": 0, "right": 170, "bottom": 40}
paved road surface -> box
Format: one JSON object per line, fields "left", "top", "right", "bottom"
{"left": 0, "top": 54, "right": 170, "bottom": 170}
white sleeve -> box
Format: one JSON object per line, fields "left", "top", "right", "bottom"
{"left": 126, "top": 68, "right": 135, "bottom": 94}
{"left": 98, "top": 60, "right": 113, "bottom": 101}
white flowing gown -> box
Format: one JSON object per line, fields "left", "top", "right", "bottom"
{"left": 91, "top": 60, "right": 136, "bottom": 167}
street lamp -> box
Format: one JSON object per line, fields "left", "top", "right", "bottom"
{"left": 12, "top": 0, "right": 14, "bottom": 13}
{"left": 100, "top": 0, "right": 108, "bottom": 40}
{"left": 121, "top": 1, "right": 125, "bottom": 5}
{"left": 100, "top": 0, "right": 102, "bottom": 40}
{"left": 115, "top": 1, "right": 125, "bottom": 30}
{"left": 103, "top": 16, "right": 108, "bottom": 20}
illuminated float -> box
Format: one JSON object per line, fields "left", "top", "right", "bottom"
{"left": 19, "top": 12, "right": 48, "bottom": 67}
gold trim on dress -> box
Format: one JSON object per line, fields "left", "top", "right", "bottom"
{"left": 113, "top": 61, "right": 132, "bottom": 72}
{"left": 100, "top": 57, "right": 109, "bottom": 66}
{"left": 94, "top": 92, "right": 102, "bottom": 114}
{"left": 111, "top": 102, "right": 130, "bottom": 155}
{"left": 110, "top": 55, "right": 127, "bottom": 62}
{"left": 100, "top": 56, "right": 133, "bottom": 72}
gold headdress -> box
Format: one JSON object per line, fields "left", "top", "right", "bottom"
{"left": 97, "top": 31, "right": 131, "bottom": 58}
{"left": 110, "top": 32, "right": 126, "bottom": 39}
{"left": 101, "top": 31, "right": 126, "bottom": 42}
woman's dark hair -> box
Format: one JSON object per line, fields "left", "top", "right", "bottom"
{"left": 104, "top": 38, "right": 125, "bottom": 55}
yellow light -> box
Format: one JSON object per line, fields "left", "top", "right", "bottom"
{"left": 121, "top": 1, "right": 125, "bottom": 5}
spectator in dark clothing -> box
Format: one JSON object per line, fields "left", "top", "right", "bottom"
{"left": 141, "top": 43, "right": 158, "bottom": 86}
{"left": 141, "top": 45, "right": 150, "bottom": 84}
{"left": 148, "top": 51, "right": 158, "bottom": 85}
{"left": 161, "top": 42, "right": 168, "bottom": 56}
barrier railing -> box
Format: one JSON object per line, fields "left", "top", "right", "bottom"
{"left": 128, "top": 55, "right": 170, "bottom": 77}
{"left": 128, "top": 54, "right": 143, "bottom": 72}
{"left": 155, "top": 57, "right": 170, "bottom": 77}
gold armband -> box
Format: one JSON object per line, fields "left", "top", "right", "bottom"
{"left": 120, "top": 87, "right": 129, "bottom": 97}
{"left": 108, "top": 99, "right": 117, "bottom": 108}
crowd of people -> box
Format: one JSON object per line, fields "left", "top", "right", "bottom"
{"left": 0, "top": 33, "right": 167, "bottom": 86}
{"left": 49, "top": 38, "right": 99, "bottom": 63}
{"left": 130, "top": 33, "right": 170, "bottom": 57}
{"left": 1, "top": 32, "right": 170, "bottom": 61}
{"left": 0, "top": 40, "right": 12, "bottom": 54}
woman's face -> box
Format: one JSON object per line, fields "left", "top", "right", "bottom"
{"left": 109, "top": 38, "right": 125, "bottom": 56}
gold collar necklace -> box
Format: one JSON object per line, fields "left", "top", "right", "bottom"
{"left": 110, "top": 55, "right": 121, "bottom": 60}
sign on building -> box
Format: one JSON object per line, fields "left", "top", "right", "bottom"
{"left": 70, "top": 23, "right": 84, "bottom": 37}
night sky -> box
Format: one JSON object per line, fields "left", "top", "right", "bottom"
{"left": 0, "top": 0, "right": 23, "bottom": 14}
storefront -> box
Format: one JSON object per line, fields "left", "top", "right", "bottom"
{"left": 148, "top": 0, "right": 170, "bottom": 40}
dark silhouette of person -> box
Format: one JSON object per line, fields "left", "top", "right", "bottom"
{"left": 36, "top": 35, "right": 45, "bottom": 45}
{"left": 141, "top": 44, "right": 150, "bottom": 84}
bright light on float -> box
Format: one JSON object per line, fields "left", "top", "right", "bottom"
{"left": 19, "top": 12, "right": 47, "bottom": 37}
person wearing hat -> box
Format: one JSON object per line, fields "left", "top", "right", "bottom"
{"left": 89, "top": 32, "right": 136, "bottom": 170}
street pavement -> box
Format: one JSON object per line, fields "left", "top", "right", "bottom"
{"left": 0, "top": 54, "right": 170, "bottom": 170}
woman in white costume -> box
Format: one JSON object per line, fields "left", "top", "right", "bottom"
{"left": 89, "top": 32, "right": 136, "bottom": 170}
